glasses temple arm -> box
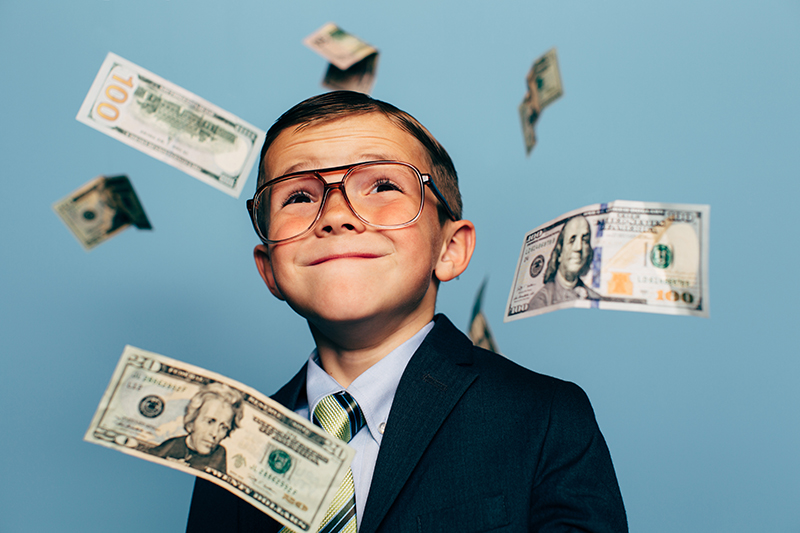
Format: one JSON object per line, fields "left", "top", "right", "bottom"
{"left": 424, "top": 178, "right": 458, "bottom": 221}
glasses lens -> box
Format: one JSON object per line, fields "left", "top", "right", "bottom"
{"left": 255, "top": 175, "right": 324, "bottom": 242}
{"left": 346, "top": 163, "right": 423, "bottom": 226}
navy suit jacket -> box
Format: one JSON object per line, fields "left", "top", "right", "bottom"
{"left": 186, "top": 315, "right": 627, "bottom": 532}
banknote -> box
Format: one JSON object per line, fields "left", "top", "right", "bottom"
{"left": 322, "top": 52, "right": 379, "bottom": 95}
{"left": 85, "top": 346, "right": 355, "bottom": 532}
{"left": 526, "top": 48, "right": 563, "bottom": 111}
{"left": 303, "top": 22, "right": 378, "bottom": 70}
{"left": 504, "top": 201, "right": 710, "bottom": 320}
{"left": 518, "top": 89, "right": 539, "bottom": 155}
{"left": 53, "top": 175, "right": 151, "bottom": 250}
{"left": 469, "top": 279, "right": 500, "bottom": 354}
{"left": 76, "top": 53, "right": 265, "bottom": 198}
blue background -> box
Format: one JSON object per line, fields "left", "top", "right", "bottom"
{"left": 1, "top": 1, "right": 798, "bottom": 531}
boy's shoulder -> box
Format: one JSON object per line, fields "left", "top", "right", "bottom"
{"left": 420, "top": 314, "right": 590, "bottom": 406}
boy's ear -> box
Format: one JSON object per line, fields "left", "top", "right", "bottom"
{"left": 253, "top": 245, "right": 285, "bottom": 301}
{"left": 434, "top": 219, "right": 476, "bottom": 282}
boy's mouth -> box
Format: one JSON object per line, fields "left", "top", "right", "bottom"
{"left": 309, "top": 252, "right": 384, "bottom": 265}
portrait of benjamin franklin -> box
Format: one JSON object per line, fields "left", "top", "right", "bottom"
{"left": 529, "top": 215, "right": 600, "bottom": 310}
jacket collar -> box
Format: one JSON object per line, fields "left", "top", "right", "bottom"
{"left": 359, "top": 314, "right": 477, "bottom": 533}
{"left": 269, "top": 314, "right": 477, "bottom": 533}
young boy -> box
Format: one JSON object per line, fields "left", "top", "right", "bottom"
{"left": 186, "top": 91, "right": 627, "bottom": 532}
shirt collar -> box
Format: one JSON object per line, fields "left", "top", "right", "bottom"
{"left": 305, "top": 321, "right": 434, "bottom": 445}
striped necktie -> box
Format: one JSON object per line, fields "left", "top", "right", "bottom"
{"left": 280, "top": 391, "right": 366, "bottom": 533}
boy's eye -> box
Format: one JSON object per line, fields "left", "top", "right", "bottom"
{"left": 367, "top": 178, "right": 404, "bottom": 195}
{"left": 271, "top": 179, "right": 321, "bottom": 209}
{"left": 282, "top": 190, "right": 314, "bottom": 206}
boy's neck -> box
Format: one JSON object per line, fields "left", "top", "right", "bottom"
{"left": 308, "top": 310, "right": 435, "bottom": 388}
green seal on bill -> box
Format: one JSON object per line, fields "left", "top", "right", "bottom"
{"left": 650, "top": 244, "right": 672, "bottom": 269}
{"left": 268, "top": 449, "right": 292, "bottom": 474}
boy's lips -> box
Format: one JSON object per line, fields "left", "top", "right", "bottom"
{"left": 308, "top": 252, "right": 385, "bottom": 265}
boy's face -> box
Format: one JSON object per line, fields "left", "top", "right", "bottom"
{"left": 255, "top": 113, "right": 452, "bottom": 330}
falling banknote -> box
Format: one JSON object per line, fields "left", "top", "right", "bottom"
{"left": 504, "top": 201, "right": 710, "bottom": 320}
{"left": 53, "top": 175, "right": 151, "bottom": 250}
{"left": 85, "top": 346, "right": 355, "bottom": 532}
{"left": 519, "top": 48, "right": 563, "bottom": 155}
{"left": 303, "top": 23, "right": 379, "bottom": 94}
{"left": 526, "top": 48, "right": 563, "bottom": 111}
{"left": 76, "top": 52, "right": 265, "bottom": 198}
{"left": 469, "top": 278, "right": 501, "bottom": 354}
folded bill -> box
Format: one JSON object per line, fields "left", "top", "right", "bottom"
{"left": 303, "top": 22, "right": 378, "bottom": 70}
{"left": 469, "top": 279, "right": 501, "bottom": 354}
{"left": 76, "top": 52, "right": 265, "bottom": 198}
{"left": 53, "top": 175, "right": 151, "bottom": 250}
{"left": 504, "top": 201, "right": 710, "bottom": 320}
{"left": 85, "top": 346, "right": 355, "bottom": 532}
{"left": 322, "top": 53, "right": 379, "bottom": 95}
{"left": 518, "top": 90, "right": 539, "bottom": 155}
{"left": 518, "top": 48, "right": 562, "bottom": 155}
{"left": 304, "top": 23, "right": 379, "bottom": 95}
{"left": 526, "top": 48, "right": 563, "bottom": 111}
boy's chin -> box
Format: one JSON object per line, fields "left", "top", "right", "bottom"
{"left": 304, "top": 307, "right": 387, "bottom": 328}
{"left": 302, "top": 300, "right": 431, "bottom": 335}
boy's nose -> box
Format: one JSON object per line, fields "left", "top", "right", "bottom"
{"left": 316, "top": 188, "right": 364, "bottom": 234}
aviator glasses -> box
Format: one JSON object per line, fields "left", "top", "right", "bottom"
{"left": 247, "top": 160, "right": 456, "bottom": 244}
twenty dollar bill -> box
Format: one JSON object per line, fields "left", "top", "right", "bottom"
{"left": 76, "top": 53, "right": 265, "bottom": 198}
{"left": 504, "top": 201, "right": 710, "bottom": 320}
{"left": 85, "top": 346, "right": 355, "bottom": 532}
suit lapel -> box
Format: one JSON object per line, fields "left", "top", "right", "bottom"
{"left": 359, "top": 316, "right": 477, "bottom": 533}
{"left": 271, "top": 362, "right": 308, "bottom": 409}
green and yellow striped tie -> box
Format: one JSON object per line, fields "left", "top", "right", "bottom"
{"left": 281, "top": 391, "right": 366, "bottom": 533}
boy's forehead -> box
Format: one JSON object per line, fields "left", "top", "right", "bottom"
{"left": 263, "top": 113, "right": 428, "bottom": 178}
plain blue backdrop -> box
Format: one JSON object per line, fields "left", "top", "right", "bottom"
{"left": 1, "top": 1, "right": 798, "bottom": 531}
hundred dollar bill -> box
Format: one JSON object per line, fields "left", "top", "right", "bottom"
{"left": 469, "top": 278, "right": 501, "bottom": 354}
{"left": 303, "top": 23, "right": 379, "bottom": 95}
{"left": 53, "top": 175, "right": 151, "bottom": 250}
{"left": 504, "top": 201, "right": 710, "bottom": 320}
{"left": 76, "top": 53, "right": 265, "bottom": 198}
{"left": 526, "top": 48, "right": 563, "bottom": 111}
{"left": 85, "top": 346, "right": 355, "bottom": 532}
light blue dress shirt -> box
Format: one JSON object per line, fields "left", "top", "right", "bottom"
{"left": 294, "top": 321, "right": 434, "bottom": 529}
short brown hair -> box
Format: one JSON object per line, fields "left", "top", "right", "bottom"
{"left": 257, "top": 91, "right": 463, "bottom": 220}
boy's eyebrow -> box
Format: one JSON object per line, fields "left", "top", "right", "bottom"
{"left": 278, "top": 154, "right": 399, "bottom": 177}
{"left": 278, "top": 160, "right": 323, "bottom": 176}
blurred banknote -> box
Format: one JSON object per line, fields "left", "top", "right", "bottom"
{"left": 304, "top": 23, "right": 379, "bottom": 94}
{"left": 519, "top": 48, "right": 562, "bottom": 155}
{"left": 504, "top": 201, "right": 710, "bottom": 320}
{"left": 518, "top": 89, "right": 539, "bottom": 155}
{"left": 76, "top": 52, "right": 265, "bottom": 198}
{"left": 85, "top": 346, "right": 355, "bottom": 532}
{"left": 53, "top": 175, "right": 151, "bottom": 250}
{"left": 527, "top": 48, "right": 563, "bottom": 110}
{"left": 469, "top": 279, "right": 500, "bottom": 353}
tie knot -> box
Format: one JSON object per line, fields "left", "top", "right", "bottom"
{"left": 312, "top": 391, "right": 366, "bottom": 443}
